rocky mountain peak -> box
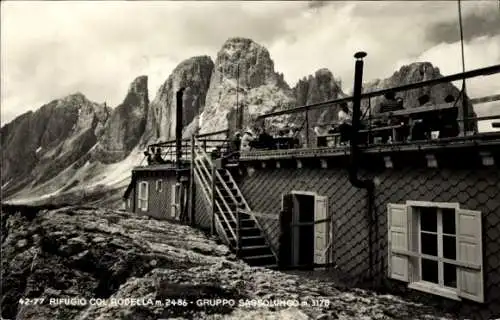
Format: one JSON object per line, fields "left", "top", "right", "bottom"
{"left": 129, "top": 75, "right": 149, "bottom": 97}
{"left": 199, "top": 38, "right": 294, "bottom": 135}
{"left": 215, "top": 37, "right": 284, "bottom": 89}
{"left": 140, "top": 56, "right": 214, "bottom": 145}
{"left": 293, "top": 68, "right": 345, "bottom": 126}
{"left": 1, "top": 92, "right": 109, "bottom": 196}
{"left": 94, "top": 76, "right": 150, "bottom": 163}
{"left": 362, "top": 61, "right": 476, "bottom": 132}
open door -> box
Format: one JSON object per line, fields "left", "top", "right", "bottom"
{"left": 314, "top": 195, "right": 330, "bottom": 265}
{"left": 279, "top": 194, "right": 294, "bottom": 268}
{"left": 171, "top": 183, "right": 181, "bottom": 219}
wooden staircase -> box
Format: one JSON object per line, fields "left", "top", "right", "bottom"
{"left": 193, "top": 140, "right": 278, "bottom": 269}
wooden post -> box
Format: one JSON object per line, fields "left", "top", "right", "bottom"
{"left": 236, "top": 209, "right": 241, "bottom": 258}
{"left": 211, "top": 163, "right": 216, "bottom": 236}
{"left": 189, "top": 135, "right": 195, "bottom": 226}
{"left": 305, "top": 110, "right": 309, "bottom": 148}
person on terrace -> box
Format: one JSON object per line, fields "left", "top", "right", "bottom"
{"left": 337, "top": 102, "right": 353, "bottom": 145}
{"left": 240, "top": 130, "right": 254, "bottom": 152}
{"left": 153, "top": 147, "right": 167, "bottom": 164}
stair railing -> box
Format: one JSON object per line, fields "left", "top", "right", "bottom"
{"left": 193, "top": 139, "right": 239, "bottom": 245}
{"left": 224, "top": 171, "right": 279, "bottom": 262}
{"left": 192, "top": 145, "right": 232, "bottom": 245}
{"left": 194, "top": 154, "right": 237, "bottom": 242}
{"left": 194, "top": 150, "right": 238, "bottom": 224}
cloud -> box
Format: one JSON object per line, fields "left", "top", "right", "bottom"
{"left": 426, "top": 9, "right": 500, "bottom": 45}
{"left": 268, "top": 1, "right": 500, "bottom": 89}
{"left": 1, "top": 1, "right": 499, "bottom": 125}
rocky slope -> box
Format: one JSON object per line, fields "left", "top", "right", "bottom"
{"left": 141, "top": 56, "right": 214, "bottom": 145}
{"left": 0, "top": 76, "right": 148, "bottom": 206}
{"left": 94, "top": 76, "right": 149, "bottom": 163}
{"left": 0, "top": 93, "right": 111, "bottom": 198}
{"left": 1, "top": 205, "right": 456, "bottom": 320}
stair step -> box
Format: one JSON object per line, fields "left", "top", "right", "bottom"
{"left": 241, "top": 235, "right": 264, "bottom": 240}
{"left": 244, "top": 254, "right": 275, "bottom": 260}
{"left": 255, "top": 264, "right": 278, "bottom": 270}
{"left": 240, "top": 245, "right": 269, "bottom": 250}
{"left": 239, "top": 226, "right": 259, "bottom": 231}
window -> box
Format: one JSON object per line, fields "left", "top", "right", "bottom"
{"left": 156, "top": 180, "right": 163, "bottom": 192}
{"left": 137, "top": 181, "right": 149, "bottom": 212}
{"left": 171, "top": 183, "right": 181, "bottom": 219}
{"left": 127, "top": 198, "right": 131, "bottom": 209}
{"left": 387, "top": 201, "right": 483, "bottom": 303}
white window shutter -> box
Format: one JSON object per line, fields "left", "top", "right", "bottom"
{"left": 171, "top": 185, "right": 177, "bottom": 218}
{"left": 143, "top": 182, "right": 149, "bottom": 211}
{"left": 387, "top": 203, "right": 410, "bottom": 282}
{"left": 138, "top": 182, "right": 144, "bottom": 211}
{"left": 314, "top": 195, "right": 329, "bottom": 265}
{"left": 457, "top": 209, "right": 484, "bottom": 303}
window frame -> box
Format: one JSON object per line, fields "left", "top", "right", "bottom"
{"left": 387, "top": 200, "right": 484, "bottom": 302}
{"left": 137, "top": 181, "right": 149, "bottom": 212}
{"left": 410, "top": 204, "right": 460, "bottom": 300}
{"left": 156, "top": 179, "right": 163, "bottom": 192}
{"left": 171, "top": 183, "right": 182, "bottom": 218}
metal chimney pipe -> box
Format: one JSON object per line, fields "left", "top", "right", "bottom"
{"left": 176, "top": 88, "right": 186, "bottom": 171}
{"left": 349, "top": 51, "right": 376, "bottom": 283}
{"left": 349, "top": 51, "right": 373, "bottom": 190}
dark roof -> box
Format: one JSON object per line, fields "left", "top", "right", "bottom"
{"left": 132, "top": 163, "right": 190, "bottom": 172}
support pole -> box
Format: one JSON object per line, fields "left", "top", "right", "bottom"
{"left": 236, "top": 209, "right": 241, "bottom": 258}
{"left": 458, "top": 0, "right": 468, "bottom": 134}
{"left": 189, "top": 135, "right": 195, "bottom": 226}
{"left": 176, "top": 88, "right": 186, "bottom": 175}
{"left": 305, "top": 110, "right": 309, "bottom": 148}
{"left": 211, "top": 164, "right": 216, "bottom": 236}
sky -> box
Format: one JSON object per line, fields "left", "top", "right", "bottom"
{"left": 1, "top": 0, "right": 500, "bottom": 126}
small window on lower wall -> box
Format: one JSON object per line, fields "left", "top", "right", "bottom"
{"left": 387, "top": 201, "right": 484, "bottom": 303}
{"left": 156, "top": 180, "right": 163, "bottom": 192}
{"left": 137, "top": 181, "right": 149, "bottom": 212}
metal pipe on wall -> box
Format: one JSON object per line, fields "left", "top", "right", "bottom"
{"left": 349, "top": 52, "right": 376, "bottom": 283}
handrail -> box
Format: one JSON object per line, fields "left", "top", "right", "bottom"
{"left": 214, "top": 172, "right": 239, "bottom": 225}
{"left": 214, "top": 170, "right": 240, "bottom": 214}
{"left": 214, "top": 196, "right": 237, "bottom": 241}
{"left": 193, "top": 165, "right": 212, "bottom": 199}
{"left": 194, "top": 170, "right": 211, "bottom": 203}
{"left": 194, "top": 158, "right": 235, "bottom": 243}
{"left": 237, "top": 209, "right": 280, "bottom": 220}
{"left": 225, "top": 170, "right": 279, "bottom": 262}
{"left": 215, "top": 214, "right": 230, "bottom": 245}
{"left": 194, "top": 144, "right": 238, "bottom": 242}
{"left": 196, "top": 129, "right": 229, "bottom": 138}
{"left": 470, "top": 93, "right": 500, "bottom": 105}
{"left": 194, "top": 150, "right": 236, "bottom": 222}
{"left": 257, "top": 64, "right": 500, "bottom": 119}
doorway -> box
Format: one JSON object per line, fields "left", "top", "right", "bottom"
{"left": 292, "top": 194, "right": 315, "bottom": 269}
{"left": 281, "top": 191, "right": 330, "bottom": 270}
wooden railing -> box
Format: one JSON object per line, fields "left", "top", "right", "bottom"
{"left": 193, "top": 138, "right": 238, "bottom": 246}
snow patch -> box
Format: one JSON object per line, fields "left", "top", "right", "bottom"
{"left": 84, "top": 147, "right": 144, "bottom": 189}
